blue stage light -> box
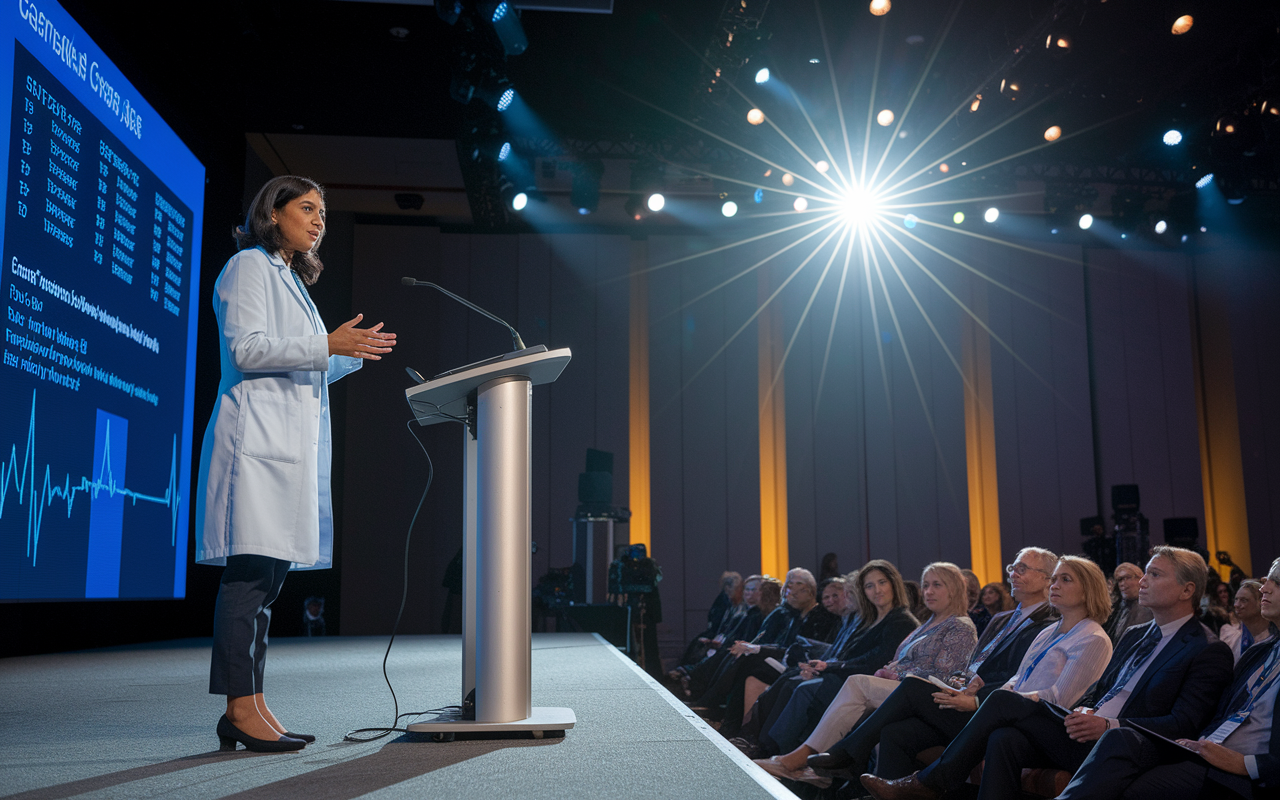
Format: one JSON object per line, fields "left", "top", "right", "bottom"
{"left": 755, "top": 68, "right": 770, "bottom": 84}
{"left": 497, "top": 88, "right": 515, "bottom": 111}
{"left": 1078, "top": 213, "right": 1093, "bottom": 230}
{"left": 722, "top": 201, "right": 738, "bottom": 217}
{"left": 1196, "top": 173, "right": 1214, "bottom": 189}
{"left": 1163, "top": 129, "right": 1182, "bottom": 146}
{"left": 512, "top": 192, "right": 528, "bottom": 211}
{"left": 903, "top": 214, "right": 918, "bottom": 229}
{"left": 498, "top": 142, "right": 511, "bottom": 161}
{"left": 754, "top": 188, "right": 764, "bottom": 204}
{"left": 492, "top": 1, "right": 508, "bottom": 22}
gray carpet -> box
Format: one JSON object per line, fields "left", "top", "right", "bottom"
{"left": 0, "top": 633, "right": 797, "bottom": 800}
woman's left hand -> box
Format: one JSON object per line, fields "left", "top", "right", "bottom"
{"left": 933, "top": 689, "right": 978, "bottom": 712}
{"left": 329, "top": 314, "right": 397, "bottom": 359}
{"left": 1177, "top": 739, "right": 1248, "bottom": 776}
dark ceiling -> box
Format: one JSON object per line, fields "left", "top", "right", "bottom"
{"left": 58, "top": 0, "right": 1280, "bottom": 230}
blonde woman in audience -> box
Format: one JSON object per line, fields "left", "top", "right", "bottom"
{"left": 756, "top": 562, "right": 977, "bottom": 777}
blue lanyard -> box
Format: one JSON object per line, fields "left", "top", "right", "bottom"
{"left": 1016, "top": 624, "right": 1070, "bottom": 687}
{"left": 1238, "top": 645, "right": 1280, "bottom": 719}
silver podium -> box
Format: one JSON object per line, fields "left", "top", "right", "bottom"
{"left": 404, "top": 346, "right": 575, "bottom": 735}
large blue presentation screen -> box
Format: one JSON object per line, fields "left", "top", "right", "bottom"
{"left": 0, "top": 1, "right": 204, "bottom": 601}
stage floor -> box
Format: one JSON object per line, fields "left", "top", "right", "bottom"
{"left": 0, "top": 632, "right": 795, "bottom": 800}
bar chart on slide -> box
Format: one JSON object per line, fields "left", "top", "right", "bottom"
{"left": 0, "top": 2, "right": 204, "bottom": 600}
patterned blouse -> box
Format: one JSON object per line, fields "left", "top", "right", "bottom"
{"left": 885, "top": 613, "right": 979, "bottom": 681}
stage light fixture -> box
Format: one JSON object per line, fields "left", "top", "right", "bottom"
{"left": 754, "top": 188, "right": 764, "bottom": 204}
{"left": 747, "top": 108, "right": 765, "bottom": 125}
{"left": 939, "top": 163, "right": 950, "bottom": 173}
{"left": 782, "top": 173, "right": 795, "bottom": 186}
{"left": 497, "top": 87, "right": 515, "bottom": 111}
{"left": 1000, "top": 79, "right": 1021, "bottom": 99}
{"left": 1172, "top": 15, "right": 1193, "bottom": 35}
{"left": 1196, "top": 173, "right": 1214, "bottom": 189}
{"left": 1155, "top": 220, "right": 1168, "bottom": 234}
{"left": 480, "top": 0, "right": 528, "bottom": 56}
{"left": 794, "top": 197, "right": 809, "bottom": 211}
{"left": 1163, "top": 130, "right": 1183, "bottom": 146}
{"left": 970, "top": 94, "right": 982, "bottom": 113}
{"left": 869, "top": 0, "right": 891, "bottom": 15}
{"left": 722, "top": 201, "right": 739, "bottom": 217}
{"left": 1045, "top": 125, "right": 1062, "bottom": 142}
{"left": 1079, "top": 213, "right": 1093, "bottom": 230}
{"left": 1215, "top": 115, "right": 1238, "bottom": 135}
{"left": 755, "top": 68, "right": 770, "bottom": 84}
{"left": 840, "top": 187, "right": 878, "bottom": 225}
{"left": 498, "top": 142, "right": 512, "bottom": 161}
{"left": 809, "top": 58, "right": 820, "bottom": 64}
{"left": 512, "top": 191, "right": 528, "bottom": 211}
{"left": 647, "top": 193, "right": 665, "bottom": 212}
{"left": 877, "top": 109, "right": 895, "bottom": 126}
{"left": 903, "top": 214, "right": 918, "bottom": 228}
{"left": 953, "top": 211, "right": 964, "bottom": 224}
{"left": 1182, "top": 234, "right": 1189, "bottom": 242}
{"left": 984, "top": 207, "right": 999, "bottom": 223}
{"left": 815, "top": 160, "right": 830, "bottom": 173}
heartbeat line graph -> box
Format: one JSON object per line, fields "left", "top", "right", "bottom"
{"left": 0, "top": 389, "right": 182, "bottom": 567}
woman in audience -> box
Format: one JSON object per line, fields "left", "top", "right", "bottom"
{"left": 980, "top": 582, "right": 1014, "bottom": 617}
{"left": 904, "top": 580, "right": 928, "bottom": 622}
{"left": 1218, "top": 579, "right": 1277, "bottom": 661}
{"left": 675, "top": 575, "right": 776, "bottom": 694}
{"left": 756, "top": 562, "right": 977, "bottom": 775}
{"left": 674, "top": 571, "right": 744, "bottom": 672}
{"left": 745, "top": 560, "right": 918, "bottom": 754}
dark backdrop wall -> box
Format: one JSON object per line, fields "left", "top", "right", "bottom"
{"left": 330, "top": 219, "right": 1280, "bottom": 659}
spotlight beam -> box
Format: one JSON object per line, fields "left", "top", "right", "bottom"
{"left": 879, "top": 191, "right": 1041, "bottom": 210}
{"left": 651, "top": 215, "right": 844, "bottom": 325}
{"left": 605, "top": 212, "right": 839, "bottom": 285}
{"left": 785, "top": 83, "right": 851, "bottom": 189}
{"left": 867, "top": 0, "right": 964, "bottom": 188}
{"left": 762, "top": 226, "right": 851, "bottom": 411}
{"left": 860, "top": 20, "right": 888, "bottom": 185}
{"left": 866, "top": 222, "right": 976, "bottom": 399}
{"left": 813, "top": 0, "right": 858, "bottom": 191}
{"left": 654, "top": 224, "right": 847, "bottom": 416}
{"left": 652, "top": 157, "right": 834, "bottom": 205}
{"left": 604, "top": 82, "right": 842, "bottom": 199}
{"left": 865, "top": 236, "right": 962, "bottom": 506}
{"left": 860, "top": 232, "right": 894, "bottom": 422}
{"left": 814, "top": 235, "right": 856, "bottom": 417}
{"left": 875, "top": 220, "right": 1085, "bottom": 420}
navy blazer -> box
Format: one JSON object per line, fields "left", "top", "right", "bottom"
{"left": 824, "top": 606, "right": 919, "bottom": 678}
{"left": 974, "top": 603, "right": 1058, "bottom": 699}
{"left": 1199, "top": 636, "right": 1280, "bottom": 794}
{"left": 1084, "top": 616, "right": 1234, "bottom": 739}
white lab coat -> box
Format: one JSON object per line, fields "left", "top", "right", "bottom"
{"left": 195, "top": 246, "right": 360, "bottom": 569}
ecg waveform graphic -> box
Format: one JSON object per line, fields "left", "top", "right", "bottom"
{"left": 0, "top": 389, "right": 182, "bottom": 567}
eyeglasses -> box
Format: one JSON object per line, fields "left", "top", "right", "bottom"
{"left": 1006, "top": 562, "right": 1051, "bottom": 577}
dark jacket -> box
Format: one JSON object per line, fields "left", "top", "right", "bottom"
{"left": 973, "top": 602, "right": 1058, "bottom": 699}
{"left": 1198, "top": 636, "right": 1280, "bottom": 797}
{"left": 1084, "top": 616, "right": 1234, "bottom": 739}
{"left": 824, "top": 606, "right": 920, "bottom": 678}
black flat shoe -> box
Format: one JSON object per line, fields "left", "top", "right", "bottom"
{"left": 808, "top": 751, "right": 855, "bottom": 771}
{"left": 217, "top": 715, "right": 306, "bottom": 752}
{"left": 283, "top": 731, "right": 316, "bottom": 743}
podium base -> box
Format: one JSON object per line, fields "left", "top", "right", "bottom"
{"left": 406, "top": 707, "right": 576, "bottom": 737}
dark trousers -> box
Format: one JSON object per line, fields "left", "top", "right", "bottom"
{"left": 717, "top": 654, "right": 783, "bottom": 735}
{"left": 1057, "top": 727, "right": 1250, "bottom": 800}
{"left": 831, "top": 675, "right": 977, "bottom": 779}
{"left": 917, "top": 690, "right": 1096, "bottom": 800}
{"left": 209, "top": 555, "right": 290, "bottom": 697}
{"left": 762, "top": 671, "right": 848, "bottom": 753}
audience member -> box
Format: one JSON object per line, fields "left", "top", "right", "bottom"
{"left": 739, "top": 560, "right": 918, "bottom": 754}
{"left": 678, "top": 575, "right": 779, "bottom": 697}
{"left": 1220, "top": 580, "right": 1279, "bottom": 662}
{"left": 805, "top": 547, "right": 1062, "bottom": 782}
{"left": 963, "top": 570, "right": 990, "bottom": 635}
{"left": 676, "top": 571, "right": 743, "bottom": 669}
{"left": 1053, "top": 556, "right": 1280, "bottom": 800}
{"left": 904, "top": 580, "right": 928, "bottom": 622}
{"left": 859, "top": 545, "right": 1234, "bottom": 800}
{"left": 1106, "top": 561, "right": 1154, "bottom": 644}
{"left": 756, "top": 562, "right": 977, "bottom": 778}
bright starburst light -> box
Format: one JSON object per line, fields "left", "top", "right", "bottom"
{"left": 607, "top": 0, "right": 1115, "bottom": 491}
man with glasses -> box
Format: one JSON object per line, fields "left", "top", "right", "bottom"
{"left": 1108, "top": 563, "right": 1154, "bottom": 644}
{"left": 806, "top": 548, "right": 1059, "bottom": 783}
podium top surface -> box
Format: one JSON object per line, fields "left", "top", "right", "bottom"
{"left": 405, "top": 347, "right": 571, "bottom": 426}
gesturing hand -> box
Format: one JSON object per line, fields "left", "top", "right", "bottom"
{"left": 329, "top": 314, "right": 397, "bottom": 360}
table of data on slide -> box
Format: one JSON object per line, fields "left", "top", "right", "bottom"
{"left": 1, "top": 41, "right": 194, "bottom": 600}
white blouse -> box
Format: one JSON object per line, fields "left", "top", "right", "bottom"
{"left": 1003, "top": 617, "right": 1113, "bottom": 708}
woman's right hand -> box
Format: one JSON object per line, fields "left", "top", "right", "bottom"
{"left": 329, "top": 314, "right": 397, "bottom": 359}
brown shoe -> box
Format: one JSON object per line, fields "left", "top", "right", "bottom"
{"left": 859, "top": 772, "right": 940, "bottom": 800}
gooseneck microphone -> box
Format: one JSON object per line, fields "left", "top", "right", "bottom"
{"left": 401, "top": 277, "right": 527, "bottom": 351}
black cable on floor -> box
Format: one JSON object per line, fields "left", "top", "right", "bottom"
{"left": 344, "top": 419, "right": 454, "bottom": 741}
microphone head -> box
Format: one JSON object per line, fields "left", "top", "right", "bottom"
{"left": 401, "top": 276, "right": 417, "bottom": 286}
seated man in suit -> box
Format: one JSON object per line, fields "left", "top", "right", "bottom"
{"left": 861, "top": 545, "right": 1235, "bottom": 800}
{"left": 1053, "top": 556, "right": 1280, "bottom": 800}
{"left": 807, "top": 547, "right": 1060, "bottom": 779}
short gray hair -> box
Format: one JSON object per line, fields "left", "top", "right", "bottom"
{"left": 1149, "top": 546, "right": 1209, "bottom": 609}
{"left": 786, "top": 567, "right": 817, "bottom": 593}
{"left": 1016, "top": 547, "right": 1059, "bottom": 575}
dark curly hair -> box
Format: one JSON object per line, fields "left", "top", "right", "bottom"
{"left": 233, "top": 175, "right": 326, "bottom": 285}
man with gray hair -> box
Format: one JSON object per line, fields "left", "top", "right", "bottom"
{"left": 1108, "top": 562, "right": 1155, "bottom": 644}
{"left": 861, "top": 545, "right": 1235, "bottom": 800}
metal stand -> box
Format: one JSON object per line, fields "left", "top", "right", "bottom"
{"left": 404, "top": 348, "right": 575, "bottom": 735}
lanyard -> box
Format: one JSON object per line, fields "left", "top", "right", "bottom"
{"left": 971, "top": 608, "right": 1029, "bottom": 668}
{"left": 1015, "top": 624, "right": 1070, "bottom": 688}
{"left": 1207, "top": 645, "right": 1280, "bottom": 743}
{"left": 897, "top": 621, "right": 939, "bottom": 660}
